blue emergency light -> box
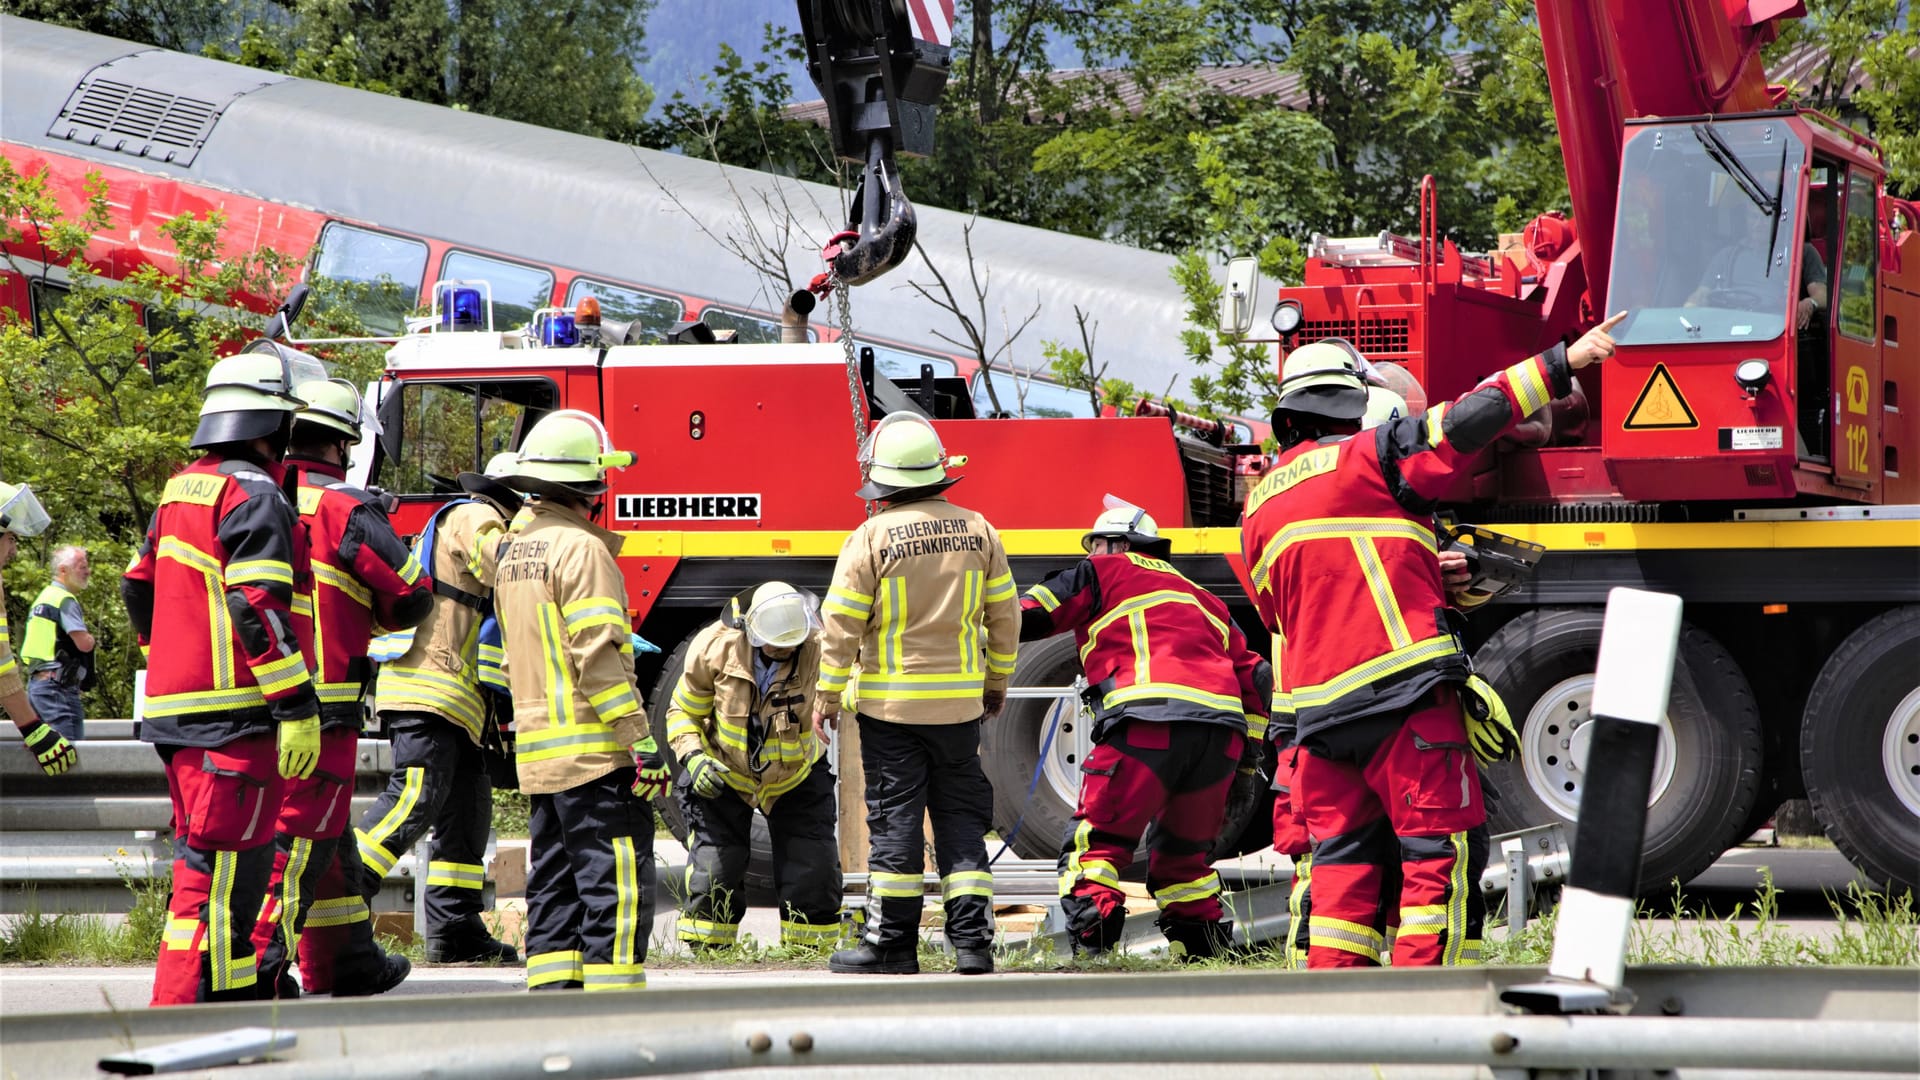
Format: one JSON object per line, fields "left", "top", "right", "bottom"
{"left": 536, "top": 311, "right": 579, "bottom": 347}
{"left": 438, "top": 285, "right": 485, "bottom": 329}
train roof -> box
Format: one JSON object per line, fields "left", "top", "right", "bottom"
{"left": 0, "top": 15, "right": 1221, "bottom": 396}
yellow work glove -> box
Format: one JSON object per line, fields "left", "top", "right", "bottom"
{"left": 22, "top": 721, "right": 78, "bottom": 776}
{"left": 630, "top": 736, "right": 672, "bottom": 801}
{"left": 681, "top": 748, "right": 733, "bottom": 800}
{"left": 277, "top": 716, "right": 321, "bottom": 780}
{"left": 1462, "top": 675, "right": 1519, "bottom": 766}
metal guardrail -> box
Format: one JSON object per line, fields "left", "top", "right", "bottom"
{"left": 0, "top": 728, "right": 488, "bottom": 918}
{"left": 1, "top": 966, "right": 1912, "bottom": 1078}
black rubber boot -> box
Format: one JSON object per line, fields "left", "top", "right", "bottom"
{"left": 427, "top": 915, "right": 521, "bottom": 965}
{"left": 955, "top": 947, "right": 994, "bottom": 975}
{"left": 256, "top": 963, "right": 300, "bottom": 1000}
{"left": 332, "top": 952, "right": 412, "bottom": 997}
{"left": 828, "top": 943, "right": 920, "bottom": 974}
{"left": 1159, "top": 917, "right": 1234, "bottom": 962}
{"left": 1064, "top": 893, "right": 1129, "bottom": 956}
{"left": 529, "top": 980, "right": 583, "bottom": 992}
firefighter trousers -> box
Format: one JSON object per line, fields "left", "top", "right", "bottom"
{"left": 353, "top": 712, "right": 492, "bottom": 935}
{"left": 1295, "top": 686, "right": 1488, "bottom": 969}
{"left": 1057, "top": 717, "right": 1242, "bottom": 950}
{"left": 151, "top": 733, "right": 284, "bottom": 1006}
{"left": 857, "top": 715, "right": 994, "bottom": 950}
{"left": 249, "top": 726, "right": 356, "bottom": 995}
{"left": 525, "top": 767, "right": 655, "bottom": 991}
{"left": 675, "top": 762, "right": 842, "bottom": 949}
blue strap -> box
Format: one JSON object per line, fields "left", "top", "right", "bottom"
{"left": 989, "top": 699, "right": 1065, "bottom": 866}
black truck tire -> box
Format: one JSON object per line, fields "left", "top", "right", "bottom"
{"left": 1474, "top": 607, "right": 1763, "bottom": 894}
{"left": 1800, "top": 605, "right": 1920, "bottom": 895}
{"left": 647, "top": 635, "right": 777, "bottom": 899}
{"left": 981, "top": 635, "right": 1087, "bottom": 860}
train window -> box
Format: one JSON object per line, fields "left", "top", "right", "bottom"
{"left": 378, "top": 378, "right": 558, "bottom": 497}
{"left": 311, "top": 223, "right": 426, "bottom": 336}
{"left": 1836, "top": 171, "right": 1877, "bottom": 343}
{"left": 864, "top": 344, "right": 958, "bottom": 380}
{"left": 971, "top": 370, "right": 1098, "bottom": 419}
{"left": 28, "top": 279, "right": 68, "bottom": 337}
{"left": 566, "top": 278, "right": 682, "bottom": 344}
{"left": 699, "top": 305, "right": 815, "bottom": 345}
{"left": 442, "top": 251, "right": 554, "bottom": 332}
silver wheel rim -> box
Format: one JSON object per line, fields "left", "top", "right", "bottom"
{"left": 1882, "top": 686, "right": 1920, "bottom": 818}
{"left": 1038, "top": 697, "right": 1096, "bottom": 808}
{"left": 1521, "top": 674, "right": 1678, "bottom": 820}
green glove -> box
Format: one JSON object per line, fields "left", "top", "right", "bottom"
{"left": 630, "top": 736, "right": 672, "bottom": 801}
{"left": 22, "top": 721, "right": 77, "bottom": 776}
{"left": 277, "top": 716, "right": 321, "bottom": 780}
{"left": 683, "top": 749, "right": 733, "bottom": 799}
{"left": 1462, "top": 675, "right": 1519, "bottom": 766}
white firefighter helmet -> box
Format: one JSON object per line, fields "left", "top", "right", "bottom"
{"left": 1274, "top": 340, "right": 1369, "bottom": 424}
{"left": 292, "top": 378, "right": 369, "bottom": 442}
{"left": 459, "top": 450, "right": 529, "bottom": 514}
{"left": 1361, "top": 386, "right": 1409, "bottom": 429}
{"left": 192, "top": 340, "right": 327, "bottom": 450}
{"left": 856, "top": 412, "right": 964, "bottom": 501}
{"left": 0, "top": 481, "right": 51, "bottom": 538}
{"left": 739, "top": 581, "right": 823, "bottom": 649}
{"left": 1081, "top": 494, "right": 1172, "bottom": 557}
{"left": 505, "top": 410, "right": 635, "bottom": 498}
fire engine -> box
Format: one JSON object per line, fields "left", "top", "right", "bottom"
{"left": 1250, "top": 0, "right": 1919, "bottom": 894}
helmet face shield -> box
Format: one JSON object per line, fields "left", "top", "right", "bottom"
{"left": 0, "top": 482, "right": 51, "bottom": 538}
{"left": 239, "top": 339, "right": 328, "bottom": 405}
{"left": 293, "top": 377, "right": 367, "bottom": 440}
{"left": 744, "top": 585, "right": 822, "bottom": 648}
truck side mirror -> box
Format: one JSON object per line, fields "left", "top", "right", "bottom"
{"left": 1219, "top": 256, "right": 1260, "bottom": 337}
{"left": 264, "top": 284, "right": 311, "bottom": 341}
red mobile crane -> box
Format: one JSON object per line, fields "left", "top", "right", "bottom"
{"left": 1261, "top": 0, "right": 1919, "bottom": 891}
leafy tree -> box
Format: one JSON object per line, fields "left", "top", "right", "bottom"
{"left": 0, "top": 161, "right": 383, "bottom": 719}
{"left": 1767, "top": 0, "right": 1919, "bottom": 195}
{"left": 641, "top": 25, "right": 837, "bottom": 182}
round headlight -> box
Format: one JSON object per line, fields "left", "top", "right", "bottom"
{"left": 1271, "top": 299, "right": 1304, "bottom": 335}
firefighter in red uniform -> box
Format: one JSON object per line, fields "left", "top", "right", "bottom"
{"left": 1021, "top": 498, "right": 1271, "bottom": 960}
{"left": 251, "top": 380, "right": 432, "bottom": 998}
{"left": 123, "top": 343, "right": 327, "bottom": 1005}
{"left": 1241, "top": 316, "right": 1620, "bottom": 968}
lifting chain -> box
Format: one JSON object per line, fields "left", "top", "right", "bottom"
{"left": 832, "top": 272, "right": 878, "bottom": 518}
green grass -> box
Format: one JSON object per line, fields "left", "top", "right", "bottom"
{"left": 0, "top": 859, "right": 170, "bottom": 966}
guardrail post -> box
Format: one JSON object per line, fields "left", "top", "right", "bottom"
{"left": 1502, "top": 587, "right": 1682, "bottom": 1016}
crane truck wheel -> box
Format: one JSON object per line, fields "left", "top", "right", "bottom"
{"left": 980, "top": 635, "right": 1267, "bottom": 863}
{"left": 1800, "top": 605, "right": 1920, "bottom": 895}
{"left": 645, "top": 635, "right": 778, "bottom": 902}
{"left": 1473, "top": 608, "right": 1763, "bottom": 894}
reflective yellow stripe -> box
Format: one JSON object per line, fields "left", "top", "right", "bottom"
{"left": 163, "top": 915, "right": 202, "bottom": 950}
{"left": 1060, "top": 820, "right": 1122, "bottom": 896}
{"left": 1152, "top": 872, "right": 1222, "bottom": 907}
{"left": 582, "top": 962, "right": 646, "bottom": 991}
{"left": 1027, "top": 584, "right": 1061, "bottom": 612}
{"left": 527, "top": 950, "right": 584, "bottom": 988}
{"left": 279, "top": 836, "right": 313, "bottom": 962}
{"left": 157, "top": 536, "right": 222, "bottom": 576}
{"left": 1103, "top": 681, "right": 1245, "bottom": 714}
{"left": 858, "top": 671, "right": 986, "bottom": 700}
{"left": 1506, "top": 357, "right": 1552, "bottom": 418}
{"left": 208, "top": 850, "right": 246, "bottom": 991}
{"left": 671, "top": 681, "right": 714, "bottom": 717}
{"left": 1350, "top": 536, "right": 1412, "bottom": 649}
{"left": 141, "top": 686, "right": 269, "bottom": 717}
{"left": 1288, "top": 634, "right": 1461, "bottom": 711}
{"left": 780, "top": 918, "right": 841, "bottom": 946}
{"left": 562, "top": 596, "right": 628, "bottom": 634}
{"left": 1425, "top": 404, "right": 1448, "bottom": 447}
{"left": 1443, "top": 829, "right": 1469, "bottom": 966}
{"left": 1245, "top": 712, "right": 1269, "bottom": 740}
{"left": 1397, "top": 904, "right": 1449, "bottom": 934}
{"left": 313, "top": 562, "right": 372, "bottom": 608}
{"left": 957, "top": 570, "right": 982, "bottom": 676}
{"left": 678, "top": 917, "right": 740, "bottom": 944}
{"left": 426, "top": 860, "right": 487, "bottom": 890}
{"left": 941, "top": 870, "right": 993, "bottom": 901}
{"left": 304, "top": 896, "right": 370, "bottom": 927}
{"left": 377, "top": 666, "right": 485, "bottom": 732}
{"left": 537, "top": 603, "right": 578, "bottom": 727}
{"left": 824, "top": 585, "right": 873, "bottom": 619}
{"left": 983, "top": 571, "right": 1016, "bottom": 603}
{"left": 1286, "top": 853, "right": 1312, "bottom": 969}
{"left": 1310, "top": 915, "right": 1384, "bottom": 961}
{"left": 587, "top": 681, "right": 642, "bottom": 722}
{"left": 878, "top": 577, "right": 907, "bottom": 675}
{"left": 613, "top": 835, "right": 640, "bottom": 966}
{"left": 225, "top": 558, "right": 295, "bottom": 588}
{"left": 1082, "top": 590, "right": 1230, "bottom": 659}
{"left": 359, "top": 767, "right": 423, "bottom": 869}
{"left": 985, "top": 648, "right": 1019, "bottom": 676}
{"left": 395, "top": 550, "right": 423, "bottom": 585}
{"left": 816, "top": 662, "right": 852, "bottom": 690}
{"left": 869, "top": 871, "right": 923, "bottom": 898}
{"left": 251, "top": 651, "right": 312, "bottom": 696}
{"left": 516, "top": 723, "right": 622, "bottom": 762}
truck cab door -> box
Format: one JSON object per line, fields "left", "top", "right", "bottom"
{"left": 1829, "top": 167, "right": 1883, "bottom": 490}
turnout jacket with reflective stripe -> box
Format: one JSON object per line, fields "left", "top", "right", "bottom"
{"left": 494, "top": 502, "right": 648, "bottom": 795}
{"left": 123, "top": 452, "right": 319, "bottom": 747}
{"left": 665, "top": 620, "right": 823, "bottom": 811}
{"left": 0, "top": 575, "right": 21, "bottom": 700}
{"left": 1240, "top": 346, "right": 1572, "bottom": 741}
{"left": 291, "top": 460, "right": 432, "bottom": 730}
{"left": 373, "top": 500, "right": 508, "bottom": 741}
{"left": 817, "top": 495, "right": 1019, "bottom": 725}
{"left": 1020, "top": 553, "right": 1269, "bottom": 740}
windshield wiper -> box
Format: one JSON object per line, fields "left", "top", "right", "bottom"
{"left": 1692, "top": 123, "right": 1777, "bottom": 217}
{"left": 1762, "top": 137, "right": 1790, "bottom": 278}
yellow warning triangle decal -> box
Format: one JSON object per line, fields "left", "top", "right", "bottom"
{"left": 1623, "top": 363, "right": 1698, "bottom": 430}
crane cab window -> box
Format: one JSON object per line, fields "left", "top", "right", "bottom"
{"left": 311, "top": 223, "right": 426, "bottom": 336}
{"left": 441, "top": 251, "right": 555, "bottom": 333}
{"left": 865, "top": 344, "right": 958, "bottom": 380}
{"left": 374, "top": 378, "right": 558, "bottom": 497}
{"left": 566, "top": 278, "right": 683, "bottom": 344}
{"left": 1836, "top": 171, "right": 1878, "bottom": 343}
{"left": 971, "top": 370, "right": 1097, "bottom": 418}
